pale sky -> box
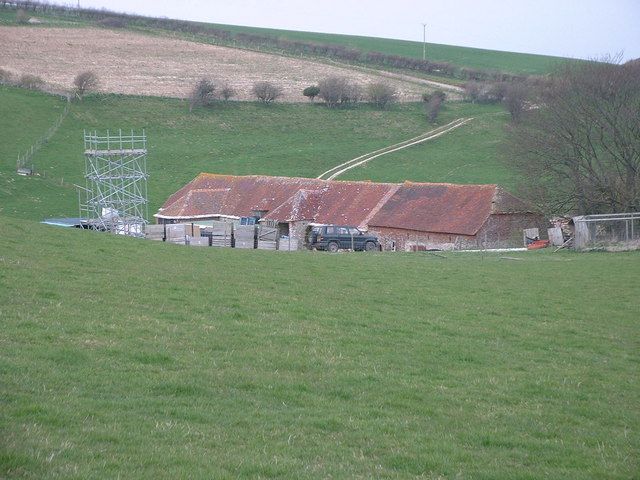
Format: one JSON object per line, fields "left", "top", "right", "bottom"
{"left": 73, "top": 0, "right": 639, "bottom": 60}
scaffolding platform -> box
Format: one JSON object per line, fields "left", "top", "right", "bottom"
{"left": 79, "top": 129, "right": 148, "bottom": 237}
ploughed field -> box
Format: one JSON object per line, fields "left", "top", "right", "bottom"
{"left": 0, "top": 27, "right": 435, "bottom": 102}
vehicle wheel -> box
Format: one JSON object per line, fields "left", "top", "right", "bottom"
{"left": 327, "top": 241, "right": 339, "bottom": 253}
{"left": 365, "top": 241, "right": 377, "bottom": 252}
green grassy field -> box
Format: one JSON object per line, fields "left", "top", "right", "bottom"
{"left": 0, "top": 8, "right": 563, "bottom": 76}
{"left": 1, "top": 216, "right": 638, "bottom": 479}
{"left": 199, "top": 23, "right": 564, "bottom": 76}
{"left": 340, "top": 106, "right": 513, "bottom": 185}
{"left": 0, "top": 86, "right": 513, "bottom": 221}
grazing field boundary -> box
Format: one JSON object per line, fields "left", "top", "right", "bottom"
{"left": 318, "top": 117, "right": 473, "bottom": 180}
{"left": 16, "top": 95, "right": 70, "bottom": 173}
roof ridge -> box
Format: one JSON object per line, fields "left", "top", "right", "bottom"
{"left": 358, "top": 184, "right": 402, "bottom": 229}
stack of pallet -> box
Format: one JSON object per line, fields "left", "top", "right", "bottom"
{"left": 145, "top": 224, "right": 165, "bottom": 241}
{"left": 188, "top": 237, "right": 210, "bottom": 247}
{"left": 234, "top": 224, "right": 257, "bottom": 249}
{"left": 144, "top": 224, "right": 201, "bottom": 245}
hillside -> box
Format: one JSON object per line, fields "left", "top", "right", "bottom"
{"left": 0, "top": 86, "right": 513, "bottom": 221}
{"left": 1, "top": 216, "right": 638, "bottom": 479}
{"left": 0, "top": 26, "right": 449, "bottom": 102}
{"left": 200, "top": 23, "right": 565, "bottom": 76}
{"left": 1, "top": 6, "right": 639, "bottom": 479}
{"left": 0, "top": 7, "right": 564, "bottom": 78}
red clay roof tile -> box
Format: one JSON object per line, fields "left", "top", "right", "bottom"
{"left": 156, "top": 173, "right": 534, "bottom": 235}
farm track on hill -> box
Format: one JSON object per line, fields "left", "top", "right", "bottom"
{"left": 317, "top": 117, "right": 474, "bottom": 180}
{"left": 0, "top": 26, "right": 445, "bottom": 102}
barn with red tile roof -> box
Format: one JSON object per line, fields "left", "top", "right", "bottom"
{"left": 155, "top": 173, "right": 545, "bottom": 250}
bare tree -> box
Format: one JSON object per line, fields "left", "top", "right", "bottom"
{"left": 0, "top": 68, "right": 14, "bottom": 85}
{"left": 503, "top": 81, "right": 528, "bottom": 123}
{"left": 318, "top": 76, "right": 361, "bottom": 108}
{"left": 73, "top": 71, "right": 99, "bottom": 99}
{"left": 18, "top": 73, "right": 43, "bottom": 90}
{"left": 463, "top": 81, "right": 481, "bottom": 103}
{"left": 341, "top": 81, "right": 361, "bottom": 106}
{"left": 97, "top": 17, "right": 127, "bottom": 28}
{"left": 505, "top": 57, "right": 640, "bottom": 214}
{"left": 219, "top": 83, "right": 236, "bottom": 101}
{"left": 423, "top": 90, "right": 446, "bottom": 123}
{"left": 189, "top": 78, "right": 216, "bottom": 111}
{"left": 318, "top": 76, "right": 346, "bottom": 107}
{"left": 426, "top": 95, "right": 443, "bottom": 123}
{"left": 252, "top": 81, "right": 282, "bottom": 104}
{"left": 16, "top": 8, "right": 29, "bottom": 24}
{"left": 367, "top": 82, "right": 397, "bottom": 109}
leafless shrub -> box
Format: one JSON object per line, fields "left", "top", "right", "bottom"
{"left": 464, "top": 81, "right": 506, "bottom": 104}
{"left": 367, "top": 82, "right": 397, "bottom": 109}
{"left": 73, "top": 71, "right": 99, "bottom": 99}
{"left": 0, "top": 68, "right": 14, "bottom": 85}
{"left": 341, "top": 82, "right": 361, "bottom": 106}
{"left": 189, "top": 78, "right": 216, "bottom": 111}
{"left": 485, "top": 82, "right": 508, "bottom": 103}
{"left": 219, "top": 83, "right": 236, "bottom": 101}
{"left": 97, "top": 17, "right": 127, "bottom": 28}
{"left": 463, "top": 81, "right": 481, "bottom": 103}
{"left": 503, "top": 82, "right": 529, "bottom": 123}
{"left": 18, "top": 73, "right": 44, "bottom": 90}
{"left": 318, "top": 76, "right": 361, "bottom": 108}
{"left": 252, "top": 81, "right": 282, "bottom": 104}
{"left": 425, "top": 94, "right": 443, "bottom": 123}
{"left": 318, "top": 76, "right": 347, "bottom": 108}
{"left": 16, "top": 8, "right": 29, "bottom": 24}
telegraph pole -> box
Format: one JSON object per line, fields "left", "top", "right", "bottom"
{"left": 422, "top": 23, "right": 427, "bottom": 60}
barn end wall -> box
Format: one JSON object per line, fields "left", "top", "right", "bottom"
{"left": 476, "top": 213, "right": 548, "bottom": 248}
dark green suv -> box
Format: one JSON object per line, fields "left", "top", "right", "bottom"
{"left": 308, "top": 225, "right": 380, "bottom": 252}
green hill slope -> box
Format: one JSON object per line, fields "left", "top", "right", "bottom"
{"left": 201, "top": 23, "right": 564, "bottom": 75}
{"left": 0, "top": 86, "right": 513, "bottom": 221}
{"left": 339, "top": 106, "right": 512, "bottom": 185}
{"left": 0, "top": 7, "right": 563, "bottom": 76}
{"left": 1, "top": 216, "right": 638, "bottom": 478}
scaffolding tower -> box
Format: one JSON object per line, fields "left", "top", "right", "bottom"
{"left": 81, "top": 129, "right": 148, "bottom": 237}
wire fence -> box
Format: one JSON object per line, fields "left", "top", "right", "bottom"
{"left": 16, "top": 98, "right": 70, "bottom": 174}
{"left": 573, "top": 213, "right": 640, "bottom": 251}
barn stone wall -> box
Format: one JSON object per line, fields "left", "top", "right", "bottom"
{"left": 369, "top": 226, "right": 476, "bottom": 251}
{"left": 371, "top": 212, "right": 547, "bottom": 251}
{"left": 476, "top": 213, "right": 547, "bottom": 249}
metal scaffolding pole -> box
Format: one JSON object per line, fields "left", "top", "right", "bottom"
{"left": 82, "top": 129, "right": 148, "bottom": 237}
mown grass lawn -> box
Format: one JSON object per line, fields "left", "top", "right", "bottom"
{"left": 0, "top": 87, "right": 512, "bottom": 222}
{"left": 1, "top": 217, "right": 638, "bottom": 479}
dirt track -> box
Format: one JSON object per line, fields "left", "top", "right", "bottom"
{"left": 0, "top": 27, "right": 450, "bottom": 102}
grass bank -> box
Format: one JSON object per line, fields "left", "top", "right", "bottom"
{"left": 0, "top": 87, "right": 512, "bottom": 221}
{"left": 1, "top": 216, "right": 638, "bottom": 478}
